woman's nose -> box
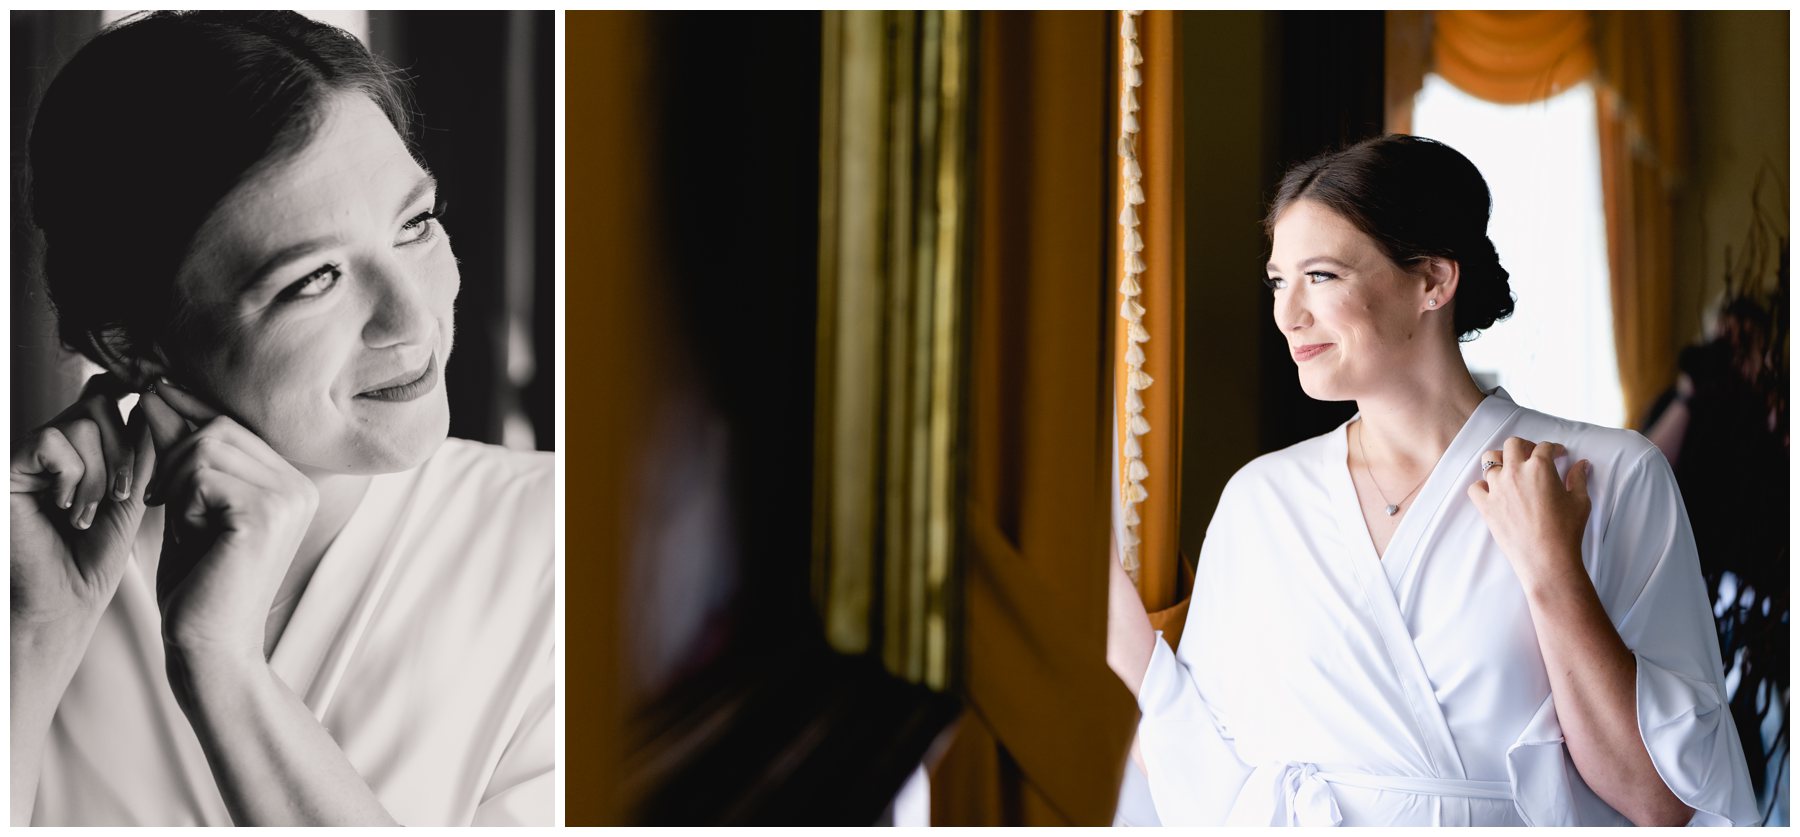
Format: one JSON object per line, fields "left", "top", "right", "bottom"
{"left": 1273, "top": 286, "right": 1311, "bottom": 333}
{"left": 359, "top": 255, "right": 438, "bottom": 349}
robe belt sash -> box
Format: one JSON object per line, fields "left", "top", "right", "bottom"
{"left": 1227, "top": 762, "right": 1514, "bottom": 826}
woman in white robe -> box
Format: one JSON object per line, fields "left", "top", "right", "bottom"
{"left": 1109, "top": 135, "right": 1757, "bottom": 826}
{"left": 12, "top": 13, "right": 552, "bottom": 825}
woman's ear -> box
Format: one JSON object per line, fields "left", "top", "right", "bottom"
{"left": 85, "top": 328, "right": 171, "bottom": 392}
{"left": 1421, "top": 255, "right": 1460, "bottom": 314}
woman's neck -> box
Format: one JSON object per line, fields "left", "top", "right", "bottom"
{"left": 1354, "top": 353, "right": 1488, "bottom": 472}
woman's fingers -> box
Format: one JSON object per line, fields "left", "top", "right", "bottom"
{"left": 1565, "top": 458, "right": 1592, "bottom": 498}
{"left": 60, "top": 418, "right": 109, "bottom": 530}
{"left": 150, "top": 378, "right": 221, "bottom": 427}
{"left": 11, "top": 426, "right": 83, "bottom": 508}
{"left": 137, "top": 391, "right": 188, "bottom": 455}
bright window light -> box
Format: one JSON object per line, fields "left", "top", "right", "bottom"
{"left": 1412, "top": 73, "right": 1625, "bottom": 429}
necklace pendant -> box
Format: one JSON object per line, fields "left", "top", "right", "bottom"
{"left": 1384, "top": 504, "right": 1399, "bottom": 516}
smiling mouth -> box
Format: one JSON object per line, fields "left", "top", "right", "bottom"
{"left": 356, "top": 355, "right": 438, "bottom": 402}
{"left": 1292, "top": 343, "right": 1334, "bottom": 362}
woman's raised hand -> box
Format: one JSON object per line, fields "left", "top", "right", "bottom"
{"left": 138, "top": 379, "right": 317, "bottom": 673}
{"left": 10, "top": 374, "right": 153, "bottom": 629}
{"left": 1468, "top": 436, "right": 1592, "bottom": 591}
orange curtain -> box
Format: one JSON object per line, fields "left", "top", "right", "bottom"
{"left": 1111, "top": 11, "right": 1188, "bottom": 633}
{"left": 930, "top": 11, "right": 1138, "bottom": 826}
{"left": 1594, "top": 11, "right": 1685, "bottom": 424}
{"left": 1433, "top": 11, "right": 1595, "bottom": 105}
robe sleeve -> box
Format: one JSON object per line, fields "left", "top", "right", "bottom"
{"left": 1135, "top": 631, "right": 1255, "bottom": 824}
{"left": 1511, "top": 444, "right": 1759, "bottom": 826}
{"left": 1604, "top": 446, "right": 1758, "bottom": 826}
{"left": 470, "top": 649, "right": 556, "bottom": 826}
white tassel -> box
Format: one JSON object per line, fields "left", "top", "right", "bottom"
{"left": 1126, "top": 343, "right": 1145, "bottom": 367}
{"left": 1129, "top": 321, "right": 1150, "bottom": 343}
{"left": 1123, "top": 111, "right": 1140, "bottom": 134}
{"left": 1122, "top": 14, "right": 1137, "bottom": 39}
{"left": 1126, "top": 227, "right": 1144, "bottom": 253}
{"left": 1128, "top": 252, "right": 1147, "bottom": 273}
{"left": 1120, "top": 274, "right": 1141, "bottom": 297}
{"left": 1128, "top": 41, "right": 1144, "bottom": 67}
{"left": 1120, "top": 525, "right": 1139, "bottom": 547}
{"left": 1127, "top": 87, "right": 1140, "bottom": 113}
{"left": 1127, "top": 156, "right": 1142, "bottom": 180}
{"left": 1128, "top": 458, "right": 1149, "bottom": 482}
{"left": 1125, "top": 505, "right": 1140, "bottom": 526}
{"left": 1126, "top": 66, "right": 1142, "bottom": 88}
{"left": 1130, "top": 368, "right": 1154, "bottom": 390}
{"left": 1126, "top": 482, "right": 1149, "bottom": 503}
{"left": 1126, "top": 388, "right": 1144, "bottom": 414}
{"left": 1130, "top": 413, "right": 1151, "bottom": 435}
{"left": 1127, "top": 182, "right": 1146, "bottom": 205}
{"left": 1121, "top": 299, "right": 1145, "bottom": 321}
{"left": 1118, "top": 204, "right": 1137, "bottom": 227}
{"left": 1117, "top": 135, "right": 1134, "bottom": 159}
{"left": 1124, "top": 433, "right": 1142, "bottom": 458}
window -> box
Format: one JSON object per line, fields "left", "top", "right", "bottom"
{"left": 1412, "top": 73, "right": 1625, "bottom": 429}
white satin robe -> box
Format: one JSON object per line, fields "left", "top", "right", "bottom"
{"left": 33, "top": 438, "right": 555, "bottom": 826}
{"left": 1137, "top": 389, "right": 1757, "bottom": 826}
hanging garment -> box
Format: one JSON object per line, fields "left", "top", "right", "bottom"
{"left": 33, "top": 438, "right": 555, "bottom": 826}
{"left": 1136, "top": 389, "right": 1756, "bottom": 826}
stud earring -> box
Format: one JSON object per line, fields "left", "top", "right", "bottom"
{"left": 1426, "top": 298, "right": 1438, "bottom": 308}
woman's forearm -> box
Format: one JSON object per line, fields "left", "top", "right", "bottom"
{"left": 11, "top": 617, "right": 101, "bottom": 825}
{"left": 1520, "top": 561, "right": 1693, "bottom": 827}
{"left": 166, "top": 652, "right": 396, "bottom": 826}
{"left": 1107, "top": 551, "right": 1157, "bottom": 697}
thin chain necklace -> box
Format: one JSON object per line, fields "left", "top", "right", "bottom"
{"left": 1356, "top": 420, "right": 1428, "bottom": 516}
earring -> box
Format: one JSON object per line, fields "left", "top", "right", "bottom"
{"left": 1426, "top": 298, "right": 1438, "bottom": 308}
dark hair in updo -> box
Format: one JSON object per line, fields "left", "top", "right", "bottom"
{"left": 1265, "top": 134, "right": 1515, "bottom": 341}
{"left": 27, "top": 11, "right": 413, "bottom": 372}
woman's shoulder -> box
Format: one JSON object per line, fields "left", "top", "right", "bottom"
{"left": 1226, "top": 427, "right": 1337, "bottom": 486}
{"left": 421, "top": 437, "right": 554, "bottom": 499}
{"left": 1503, "top": 403, "right": 1669, "bottom": 496}
{"left": 394, "top": 438, "right": 555, "bottom": 550}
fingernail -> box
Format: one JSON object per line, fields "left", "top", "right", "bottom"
{"left": 114, "top": 466, "right": 132, "bottom": 500}
{"left": 1584, "top": 461, "right": 1592, "bottom": 475}
{"left": 59, "top": 493, "right": 73, "bottom": 510}
{"left": 75, "top": 502, "right": 96, "bottom": 530}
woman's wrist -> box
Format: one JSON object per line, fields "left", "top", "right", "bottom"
{"left": 12, "top": 612, "right": 101, "bottom": 681}
{"left": 164, "top": 642, "right": 271, "bottom": 714}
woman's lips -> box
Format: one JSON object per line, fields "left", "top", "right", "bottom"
{"left": 357, "top": 355, "right": 438, "bottom": 402}
{"left": 1292, "top": 343, "right": 1334, "bottom": 362}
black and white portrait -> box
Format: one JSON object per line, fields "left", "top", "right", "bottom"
{"left": 10, "top": 10, "right": 554, "bottom": 826}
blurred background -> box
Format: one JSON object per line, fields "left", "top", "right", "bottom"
{"left": 11, "top": 10, "right": 555, "bottom": 451}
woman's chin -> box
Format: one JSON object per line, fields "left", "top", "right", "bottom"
{"left": 1295, "top": 372, "right": 1354, "bottom": 404}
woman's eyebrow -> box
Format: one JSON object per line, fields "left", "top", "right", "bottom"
{"left": 243, "top": 236, "right": 339, "bottom": 291}
{"left": 395, "top": 172, "right": 437, "bottom": 219}
{"left": 1265, "top": 256, "right": 1351, "bottom": 273}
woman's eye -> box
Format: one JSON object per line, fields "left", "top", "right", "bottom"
{"left": 397, "top": 210, "right": 439, "bottom": 245}
{"left": 275, "top": 264, "right": 341, "bottom": 302}
{"left": 1307, "top": 271, "right": 1338, "bottom": 284}
{"left": 1263, "top": 275, "right": 1285, "bottom": 291}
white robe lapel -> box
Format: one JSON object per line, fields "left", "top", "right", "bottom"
{"left": 1320, "top": 391, "right": 1523, "bottom": 825}
{"left": 267, "top": 465, "right": 421, "bottom": 718}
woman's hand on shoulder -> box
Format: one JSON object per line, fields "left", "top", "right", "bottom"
{"left": 10, "top": 373, "right": 152, "bottom": 631}
{"left": 1468, "top": 436, "right": 1592, "bottom": 592}
{"left": 139, "top": 379, "right": 317, "bottom": 675}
